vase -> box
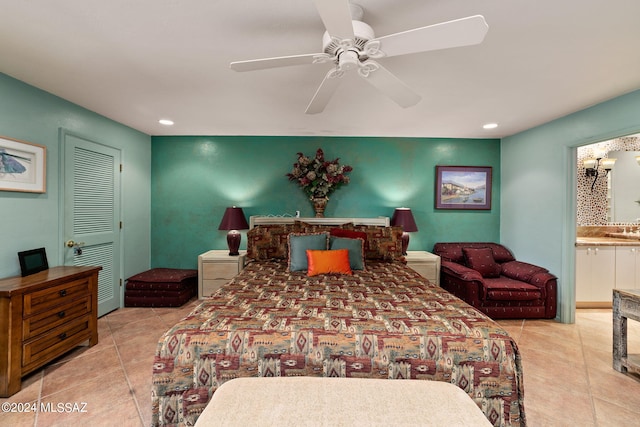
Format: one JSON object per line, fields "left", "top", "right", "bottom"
{"left": 311, "top": 197, "right": 328, "bottom": 218}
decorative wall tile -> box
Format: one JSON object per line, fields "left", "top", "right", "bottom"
{"left": 577, "top": 136, "right": 640, "bottom": 225}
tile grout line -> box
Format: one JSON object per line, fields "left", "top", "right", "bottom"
{"left": 33, "top": 370, "right": 44, "bottom": 427}
{"left": 576, "top": 317, "right": 599, "bottom": 426}
{"left": 110, "top": 313, "right": 152, "bottom": 426}
{"left": 517, "top": 319, "right": 525, "bottom": 342}
{"left": 37, "top": 334, "right": 119, "bottom": 401}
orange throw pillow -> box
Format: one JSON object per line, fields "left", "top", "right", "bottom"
{"left": 306, "top": 249, "right": 353, "bottom": 276}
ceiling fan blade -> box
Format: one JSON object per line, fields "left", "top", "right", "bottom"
{"left": 369, "top": 15, "right": 488, "bottom": 58}
{"left": 358, "top": 61, "right": 421, "bottom": 108}
{"left": 313, "top": 0, "right": 355, "bottom": 40}
{"left": 305, "top": 68, "right": 343, "bottom": 114}
{"left": 230, "top": 53, "right": 332, "bottom": 72}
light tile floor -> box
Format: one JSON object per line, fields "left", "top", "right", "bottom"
{"left": 2, "top": 305, "right": 640, "bottom": 426}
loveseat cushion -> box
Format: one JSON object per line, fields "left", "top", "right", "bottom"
{"left": 500, "top": 261, "right": 548, "bottom": 282}
{"left": 433, "top": 242, "right": 516, "bottom": 264}
{"left": 440, "top": 261, "right": 484, "bottom": 282}
{"left": 462, "top": 247, "right": 501, "bottom": 278}
{"left": 483, "top": 277, "right": 543, "bottom": 301}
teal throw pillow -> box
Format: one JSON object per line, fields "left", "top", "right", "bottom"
{"left": 288, "top": 233, "right": 328, "bottom": 271}
{"left": 329, "top": 236, "right": 365, "bottom": 270}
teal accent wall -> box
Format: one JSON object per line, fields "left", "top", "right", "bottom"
{"left": 151, "top": 136, "right": 501, "bottom": 268}
{"left": 0, "top": 73, "right": 152, "bottom": 279}
{"left": 502, "top": 89, "right": 640, "bottom": 323}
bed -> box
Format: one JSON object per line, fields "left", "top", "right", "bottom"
{"left": 151, "top": 217, "right": 525, "bottom": 426}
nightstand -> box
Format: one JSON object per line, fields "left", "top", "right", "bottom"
{"left": 405, "top": 251, "right": 441, "bottom": 286}
{"left": 198, "top": 250, "right": 246, "bottom": 298}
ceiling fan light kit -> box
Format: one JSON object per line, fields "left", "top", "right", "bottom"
{"left": 230, "top": 1, "right": 488, "bottom": 114}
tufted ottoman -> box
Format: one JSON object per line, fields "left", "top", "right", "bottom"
{"left": 124, "top": 268, "right": 197, "bottom": 307}
{"left": 194, "top": 377, "right": 492, "bottom": 426}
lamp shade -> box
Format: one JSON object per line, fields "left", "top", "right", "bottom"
{"left": 583, "top": 158, "right": 597, "bottom": 169}
{"left": 601, "top": 158, "right": 616, "bottom": 170}
{"left": 218, "top": 206, "right": 249, "bottom": 231}
{"left": 391, "top": 208, "right": 418, "bottom": 232}
{"left": 391, "top": 208, "right": 417, "bottom": 256}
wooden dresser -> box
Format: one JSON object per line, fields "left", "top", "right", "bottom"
{"left": 0, "top": 266, "right": 101, "bottom": 397}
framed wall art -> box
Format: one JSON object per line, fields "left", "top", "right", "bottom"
{"left": 435, "top": 165, "right": 492, "bottom": 210}
{"left": 0, "top": 136, "right": 46, "bottom": 193}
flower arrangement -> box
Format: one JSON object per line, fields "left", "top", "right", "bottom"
{"left": 287, "top": 148, "right": 353, "bottom": 199}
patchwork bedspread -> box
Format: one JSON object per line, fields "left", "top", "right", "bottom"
{"left": 151, "top": 260, "right": 525, "bottom": 426}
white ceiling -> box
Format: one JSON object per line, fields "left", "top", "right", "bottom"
{"left": 1, "top": 0, "right": 640, "bottom": 138}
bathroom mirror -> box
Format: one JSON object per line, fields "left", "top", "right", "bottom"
{"left": 608, "top": 150, "right": 640, "bottom": 223}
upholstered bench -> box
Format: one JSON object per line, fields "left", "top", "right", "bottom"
{"left": 194, "top": 377, "right": 491, "bottom": 426}
{"left": 124, "top": 268, "right": 197, "bottom": 307}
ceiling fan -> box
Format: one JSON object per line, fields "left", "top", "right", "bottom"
{"left": 230, "top": 0, "right": 488, "bottom": 114}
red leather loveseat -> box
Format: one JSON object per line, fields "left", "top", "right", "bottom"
{"left": 432, "top": 242, "right": 557, "bottom": 319}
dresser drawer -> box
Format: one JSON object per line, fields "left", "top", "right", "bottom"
{"left": 22, "top": 314, "right": 92, "bottom": 373}
{"left": 23, "top": 277, "right": 91, "bottom": 317}
{"left": 22, "top": 295, "right": 92, "bottom": 340}
{"left": 203, "top": 262, "right": 238, "bottom": 280}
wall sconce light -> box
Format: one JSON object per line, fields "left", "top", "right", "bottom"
{"left": 584, "top": 157, "right": 616, "bottom": 191}
{"left": 636, "top": 155, "right": 640, "bottom": 166}
{"left": 390, "top": 207, "right": 418, "bottom": 255}
{"left": 218, "top": 206, "right": 249, "bottom": 256}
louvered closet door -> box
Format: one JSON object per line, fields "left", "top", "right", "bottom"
{"left": 63, "top": 132, "right": 121, "bottom": 317}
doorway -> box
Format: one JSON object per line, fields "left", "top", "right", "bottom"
{"left": 60, "top": 130, "right": 122, "bottom": 317}
{"left": 575, "top": 134, "right": 640, "bottom": 309}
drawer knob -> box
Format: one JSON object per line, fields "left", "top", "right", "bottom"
{"left": 58, "top": 311, "right": 66, "bottom": 318}
{"left": 59, "top": 289, "right": 67, "bottom": 297}
{"left": 59, "top": 332, "right": 67, "bottom": 340}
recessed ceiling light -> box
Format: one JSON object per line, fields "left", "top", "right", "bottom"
{"left": 483, "top": 123, "right": 498, "bottom": 129}
{"left": 159, "top": 119, "right": 174, "bottom": 126}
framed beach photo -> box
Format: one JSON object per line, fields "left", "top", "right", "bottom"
{"left": 435, "top": 165, "right": 492, "bottom": 210}
{"left": 0, "top": 136, "right": 46, "bottom": 193}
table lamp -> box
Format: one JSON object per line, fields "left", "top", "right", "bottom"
{"left": 218, "top": 206, "right": 249, "bottom": 256}
{"left": 391, "top": 207, "right": 418, "bottom": 255}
